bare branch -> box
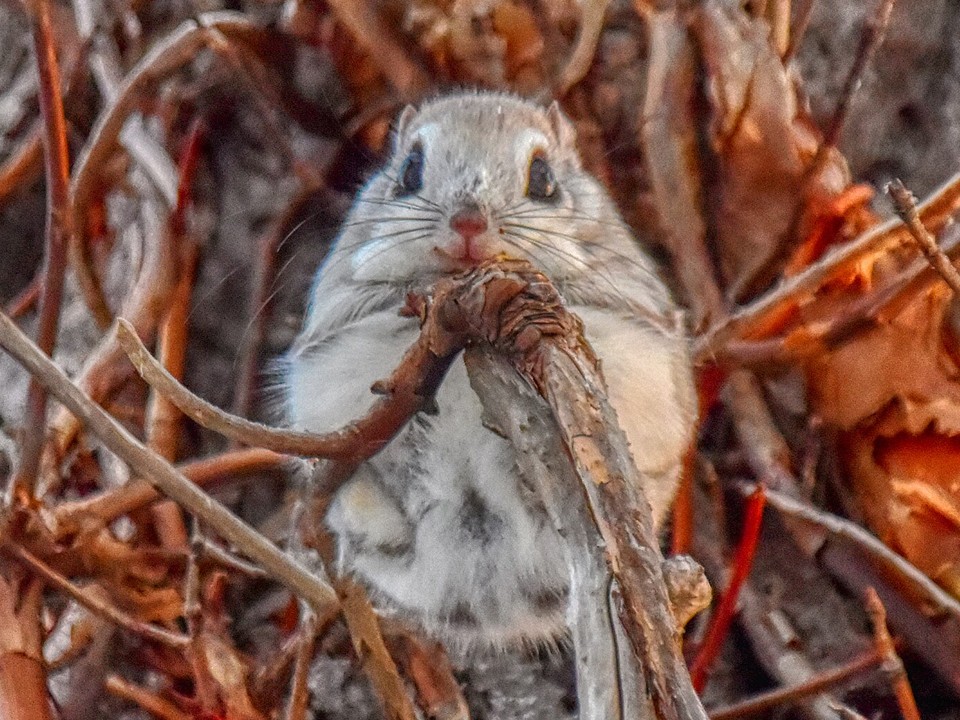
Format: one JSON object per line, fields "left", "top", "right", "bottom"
{"left": 696, "top": 169, "right": 960, "bottom": 360}
{"left": 114, "top": 314, "right": 460, "bottom": 462}
{"left": 0, "top": 310, "right": 339, "bottom": 611}
{"left": 887, "top": 178, "right": 960, "bottom": 294}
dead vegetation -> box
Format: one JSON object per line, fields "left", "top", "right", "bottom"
{"left": 0, "top": 0, "right": 959, "bottom": 718}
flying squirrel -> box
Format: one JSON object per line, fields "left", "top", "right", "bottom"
{"left": 282, "top": 91, "right": 697, "bottom": 649}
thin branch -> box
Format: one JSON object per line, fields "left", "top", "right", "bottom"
{"left": 887, "top": 179, "right": 960, "bottom": 294}
{"left": 54, "top": 447, "right": 286, "bottom": 528}
{"left": 689, "top": 485, "right": 767, "bottom": 692}
{"left": 745, "top": 482, "right": 960, "bottom": 623}
{"left": 200, "top": 539, "right": 269, "bottom": 579}
{"left": 13, "top": 0, "right": 75, "bottom": 500}
{"left": 0, "top": 126, "right": 43, "bottom": 208}
{"left": 389, "top": 633, "right": 471, "bottom": 720}
{"left": 69, "top": 11, "right": 261, "bottom": 326}
{"left": 783, "top": 0, "right": 816, "bottom": 62}
{"left": 324, "top": 0, "right": 429, "bottom": 101}
{"left": 45, "top": 183, "right": 176, "bottom": 494}
{"left": 864, "top": 589, "right": 921, "bottom": 720}
{"left": 708, "top": 643, "right": 886, "bottom": 720}
{"left": 555, "top": 0, "right": 611, "bottom": 95}
{"left": 766, "top": 0, "right": 791, "bottom": 57}
{"left": 804, "top": 0, "right": 895, "bottom": 184}
{"left": 282, "top": 613, "right": 317, "bottom": 720}
{"left": 0, "top": 310, "right": 339, "bottom": 611}
{"left": 695, "top": 169, "right": 960, "bottom": 361}
{"left": 6, "top": 543, "right": 190, "bottom": 649}
{"left": 114, "top": 311, "right": 461, "bottom": 462}
{"left": 105, "top": 676, "right": 191, "bottom": 720}
{"left": 457, "top": 260, "right": 709, "bottom": 720}
{"left": 147, "top": 121, "right": 204, "bottom": 551}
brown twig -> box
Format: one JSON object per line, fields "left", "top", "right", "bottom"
{"left": 709, "top": 228, "right": 960, "bottom": 366}
{"left": 555, "top": 0, "right": 611, "bottom": 95}
{"left": 0, "top": 577, "right": 52, "bottom": 720}
{"left": 708, "top": 644, "right": 886, "bottom": 720}
{"left": 147, "top": 122, "right": 204, "bottom": 551}
{"left": 282, "top": 612, "right": 318, "bottom": 720}
{"left": 783, "top": 0, "right": 816, "bottom": 62}
{"left": 6, "top": 543, "right": 190, "bottom": 649}
{"left": 44, "top": 182, "right": 176, "bottom": 495}
{"left": 766, "top": 0, "right": 791, "bottom": 57}
{"left": 54, "top": 447, "right": 286, "bottom": 528}
{"left": 200, "top": 539, "right": 269, "bottom": 579}
{"left": 390, "top": 633, "right": 471, "bottom": 720}
{"left": 324, "top": 0, "right": 429, "bottom": 101}
{"left": 749, "top": 483, "right": 960, "bottom": 623}
{"left": 456, "top": 261, "right": 708, "bottom": 720}
{"left": 887, "top": 179, "right": 960, "bottom": 294}
{"left": 0, "top": 310, "right": 339, "bottom": 611}
{"left": 805, "top": 0, "right": 895, "bottom": 186}
{"left": 692, "top": 495, "right": 851, "bottom": 720}
{"left": 12, "top": 0, "right": 75, "bottom": 500}
{"left": 68, "top": 11, "right": 262, "bottom": 326}
{"left": 695, "top": 169, "right": 960, "bottom": 360}
{"left": 114, "top": 310, "right": 462, "bottom": 462}
{"left": 689, "top": 485, "right": 767, "bottom": 692}
{"left": 105, "top": 676, "right": 191, "bottom": 720}
{"left": 4, "top": 275, "right": 42, "bottom": 319}
{"left": 0, "top": 127, "right": 43, "bottom": 208}
{"left": 864, "top": 589, "right": 921, "bottom": 720}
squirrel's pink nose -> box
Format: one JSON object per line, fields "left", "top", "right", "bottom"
{"left": 449, "top": 208, "right": 488, "bottom": 240}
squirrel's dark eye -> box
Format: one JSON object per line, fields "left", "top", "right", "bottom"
{"left": 526, "top": 154, "right": 557, "bottom": 201}
{"left": 397, "top": 145, "right": 424, "bottom": 196}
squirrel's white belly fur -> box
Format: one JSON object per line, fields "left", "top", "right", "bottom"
{"left": 287, "top": 296, "right": 692, "bottom": 649}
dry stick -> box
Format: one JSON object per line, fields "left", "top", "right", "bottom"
{"left": 455, "top": 261, "right": 708, "bottom": 720}
{"left": 44, "top": 184, "right": 176, "bottom": 496}
{"left": 864, "top": 589, "right": 921, "bottom": 720}
{"left": 783, "top": 0, "right": 816, "bottom": 62}
{"left": 13, "top": 0, "right": 75, "bottom": 500}
{"left": 389, "top": 634, "right": 471, "bottom": 720}
{"left": 716, "top": 229, "right": 960, "bottom": 366}
{"left": 695, "top": 169, "right": 960, "bottom": 361}
{"left": 0, "top": 310, "right": 338, "bottom": 612}
{"left": 114, "top": 315, "right": 462, "bottom": 462}
{"left": 746, "top": 483, "right": 960, "bottom": 623}
{"left": 555, "top": 0, "right": 611, "bottom": 95}
{"left": 689, "top": 486, "right": 767, "bottom": 692}
{"left": 6, "top": 543, "right": 190, "bottom": 649}
{"left": 707, "top": 642, "right": 887, "bottom": 720}
{"left": 888, "top": 179, "right": 960, "bottom": 294}
{"left": 294, "top": 461, "right": 419, "bottom": 720}
{"left": 468, "top": 349, "right": 642, "bottom": 720}
{"left": 730, "top": 385, "right": 960, "bottom": 696}
{"left": 0, "top": 578, "right": 52, "bottom": 720}
{"left": 146, "top": 123, "right": 205, "bottom": 551}
{"left": 71, "top": 0, "right": 179, "bottom": 207}
{"left": 766, "top": 0, "right": 791, "bottom": 57}
{"left": 105, "top": 676, "right": 191, "bottom": 720}
{"left": 282, "top": 613, "right": 318, "bottom": 720}
{"left": 324, "top": 0, "right": 429, "bottom": 101}
{"left": 691, "top": 492, "right": 851, "bottom": 720}
{"left": 69, "top": 11, "right": 260, "bottom": 326}
{"left": 0, "top": 127, "right": 43, "bottom": 208}
{"left": 201, "top": 539, "right": 269, "bottom": 579}
{"left": 54, "top": 447, "right": 285, "bottom": 528}
{"left": 804, "top": 0, "right": 895, "bottom": 185}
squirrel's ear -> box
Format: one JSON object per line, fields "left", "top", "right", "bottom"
{"left": 546, "top": 100, "right": 575, "bottom": 147}
{"left": 394, "top": 104, "right": 418, "bottom": 146}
